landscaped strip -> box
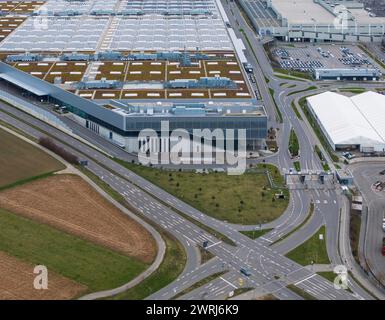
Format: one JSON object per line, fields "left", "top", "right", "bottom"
{"left": 286, "top": 225, "right": 330, "bottom": 266}
{"left": 171, "top": 271, "right": 227, "bottom": 300}
{"left": 288, "top": 128, "right": 299, "bottom": 157}
{"left": 273, "top": 68, "right": 313, "bottom": 80}
{"left": 240, "top": 228, "right": 273, "bottom": 240}
{"left": 269, "top": 87, "right": 283, "bottom": 123}
{"left": 358, "top": 44, "right": 385, "bottom": 69}
{"left": 287, "top": 284, "right": 317, "bottom": 300}
{"left": 199, "top": 246, "right": 215, "bottom": 264}
{"left": 275, "top": 73, "right": 307, "bottom": 82}
{"left": 287, "top": 86, "right": 317, "bottom": 96}
{"left": 291, "top": 101, "right": 303, "bottom": 120}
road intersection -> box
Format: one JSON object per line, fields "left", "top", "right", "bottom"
{"left": 0, "top": 0, "right": 384, "bottom": 301}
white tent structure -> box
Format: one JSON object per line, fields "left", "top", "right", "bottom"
{"left": 307, "top": 91, "right": 385, "bottom": 152}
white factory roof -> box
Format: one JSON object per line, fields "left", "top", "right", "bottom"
{"left": 271, "top": 0, "right": 385, "bottom": 24}
{"left": 271, "top": 0, "right": 335, "bottom": 24}
{"left": 307, "top": 91, "right": 385, "bottom": 149}
{"left": 351, "top": 91, "right": 385, "bottom": 143}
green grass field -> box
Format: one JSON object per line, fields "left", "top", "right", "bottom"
{"left": 117, "top": 161, "right": 289, "bottom": 225}
{"left": 0, "top": 208, "right": 148, "bottom": 293}
{"left": 0, "top": 128, "right": 64, "bottom": 188}
{"left": 286, "top": 225, "right": 330, "bottom": 266}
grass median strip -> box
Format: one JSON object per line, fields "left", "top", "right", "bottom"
{"left": 240, "top": 228, "right": 273, "bottom": 240}
{"left": 358, "top": 44, "right": 385, "bottom": 70}
{"left": 287, "top": 86, "right": 317, "bottom": 96}
{"left": 287, "top": 284, "right": 317, "bottom": 300}
{"left": 339, "top": 88, "right": 366, "bottom": 94}
{"left": 268, "top": 87, "right": 283, "bottom": 123}
{"left": 291, "top": 101, "right": 303, "bottom": 120}
{"left": 350, "top": 211, "right": 361, "bottom": 264}
{"left": 286, "top": 225, "right": 330, "bottom": 266}
{"left": 171, "top": 271, "right": 227, "bottom": 300}
{"left": 275, "top": 73, "right": 307, "bottom": 82}
{"left": 273, "top": 68, "right": 313, "bottom": 81}
{"left": 317, "top": 272, "right": 353, "bottom": 293}
{"left": 289, "top": 128, "right": 299, "bottom": 157}
{"left": 199, "top": 246, "right": 215, "bottom": 264}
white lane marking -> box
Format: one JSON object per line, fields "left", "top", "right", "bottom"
{"left": 220, "top": 277, "right": 238, "bottom": 289}
{"left": 294, "top": 274, "right": 316, "bottom": 286}
{"left": 206, "top": 241, "right": 222, "bottom": 249}
{"left": 183, "top": 234, "right": 196, "bottom": 245}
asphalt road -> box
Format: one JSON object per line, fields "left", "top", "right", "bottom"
{"left": 349, "top": 163, "right": 385, "bottom": 287}
{"left": 0, "top": 102, "right": 366, "bottom": 300}
{"left": 0, "top": 0, "right": 383, "bottom": 300}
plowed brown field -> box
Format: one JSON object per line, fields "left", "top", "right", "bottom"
{"left": 0, "top": 174, "right": 156, "bottom": 264}
{"left": 0, "top": 251, "right": 86, "bottom": 300}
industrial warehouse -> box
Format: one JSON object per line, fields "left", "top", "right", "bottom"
{"left": 0, "top": 0, "right": 267, "bottom": 153}
{"left": 307, "top": 91, "right": 385, "bottom": 153}
{"left": 239, "top": 0, "right": 385, "bottom": 42}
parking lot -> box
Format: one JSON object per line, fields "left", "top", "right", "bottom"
{"left": 272, "top": 43, "right": 381, "bottom": 72}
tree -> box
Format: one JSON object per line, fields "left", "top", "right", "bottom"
{"left": 38, "top": 137, "right": 78, "bottom": 165}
